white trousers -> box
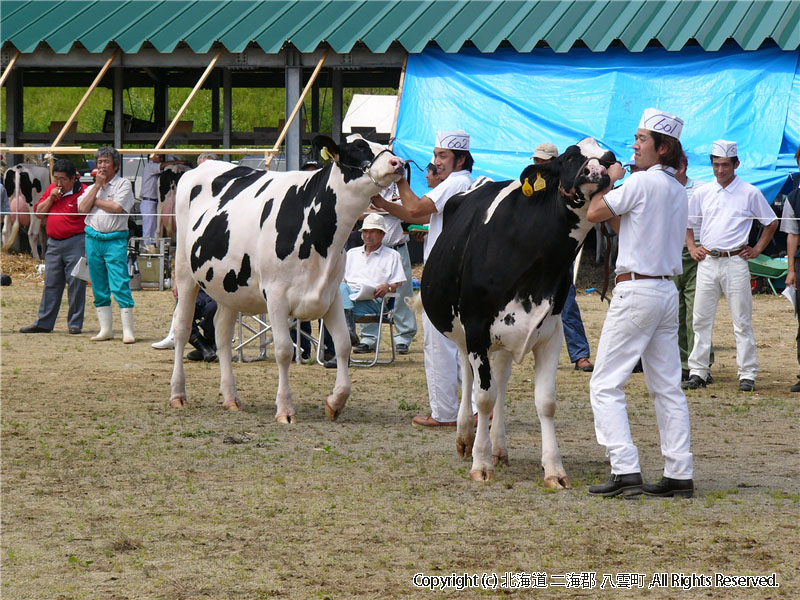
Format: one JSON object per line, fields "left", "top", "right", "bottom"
{"left": 422, "top": 311, "right": 477, "bottom": 422}
{"left": 688, "top": 256, "right": 757, "bottom": 381}
{"left": 590, "top": 280, "right": 693, "bottom": 479}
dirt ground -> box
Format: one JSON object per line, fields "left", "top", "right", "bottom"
{"left": 1, "top": 252, "right": 798, "bottom": 599}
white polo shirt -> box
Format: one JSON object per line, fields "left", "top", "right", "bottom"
{"left": 603, "top": 164, "right": 687, "bottom": 277}
{"left": 688, "top": 175, "right": 776, "bottom": 251}
{"left": 343, "top": 244, "right": 406, "bottom": 297}
{"left": 80, "top": 174, "right": 135, "bottom": 234}
{"left": 423, "top": 169, "right": 473, "bottom": 262}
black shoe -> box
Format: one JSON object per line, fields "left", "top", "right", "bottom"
{"left": 791, "top": 376, "right": 800, "bottom": 393}
{"left": 189, "top": 332, "right": 217, "bottom": 362}
{"left": 681, "top": 374, "right": 707, "bottom": 390}
{"left": 632, "top": 359, "right": 643, "bottom": 373}
{"left": 643, "top": 476, "right": 694, "bottom": 498}
{"left": 396, "top": 343, "right": 409, "bottom": 355}
{"left": 186, "top": 349, "right": 204, "bottom": 361}
{"left": 323, "top": 350, "right": 335, "bottom": 362}
{"left": 681, "top": 369, "right": 689, "bottom": 382}
{"left": 588, "top": 473, "right": 643, "bottom": 498}
{"left": 19, "top": 324, "right": 50, "bottom": 333}
{"left": 353, "top": 343, "right": 373, "bottom": 354}
{"left": 324, "top": 358, "right": 337, "bottom": 369}
{"left": 738, "top": 378, "right": 755, "bottom": 392}
{"left": 705, "top": 373, "right": 714, "bottom": 385}
{"left": 69, "top": 328, "right": 82, "bottom": 335}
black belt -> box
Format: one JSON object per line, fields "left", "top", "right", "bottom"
{"left": 615, "top": 272, "right": 672, "bottom": 284}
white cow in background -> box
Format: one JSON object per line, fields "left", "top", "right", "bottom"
{"left": 2, "top": 164, "right": 51, "bottom": 259}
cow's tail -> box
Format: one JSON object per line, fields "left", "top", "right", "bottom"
{"left": 405, "top": 292, "right": 424, "bottom": 315}
{"left": 1, "top": 169, "right": 21, "bottom": 251}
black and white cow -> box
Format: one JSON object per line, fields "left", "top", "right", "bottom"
{"left": 169, "top": 135, "right": 405, "bottom": 420}
{"left": 421, "top": 138, "right": 616, "bottom": 486}
{"left": 158, "top": 164, "right": 191, "bottom": 239}
{"left": 2, "top": 164, "right": 51, "bottom": 259}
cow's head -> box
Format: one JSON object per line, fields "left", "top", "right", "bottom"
{"left": 520, "top": 138, "right": 616, "bottom": 209}
{"left": 313, "top": 134, "right": 405, "bottom": 187}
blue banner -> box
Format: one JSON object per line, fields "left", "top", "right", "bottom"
{"left": 394, "top": 45, "right": 800, "bottom": 202}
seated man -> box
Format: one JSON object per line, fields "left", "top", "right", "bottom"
{"left": 325, "top": 214, "right": 406, "bottom": 367}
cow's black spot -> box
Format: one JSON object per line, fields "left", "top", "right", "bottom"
{"left": 206, "top": 267, "right": 214, "bottom": 282}
{"left": 223, "top": 253, "right": 251, "bottom": 293}
{"left": 192, "top": 210, "right": 207, "bottom": 231}
{"left": 275, "top": 169, "right": 337, "bottom": 260}
{"left": 190, "top": 212, "right": 230, "bottom": 273}
{"left": 260, "top": 199, "right": 273, "bottom": 228}
{"left": 255, "top": 178, "right": 272, "bottom": 197}
{"left": 198, "top": 281, "right": 206, "bottom": 289}
{"left": 211, "top": 166, "right": 265, "bottom": 210}
{"left": 521, "top": 297, "right": 532, "bottom": 313}
{"left": 189, "top": 184, "right": 203, "bottom": 203}
{"left": 503, "top": 313, "right": 515, "bottom": 326}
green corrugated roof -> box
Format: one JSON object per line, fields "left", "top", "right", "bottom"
{"left": 2, "top": 0, "right": 798, "bottom": 54}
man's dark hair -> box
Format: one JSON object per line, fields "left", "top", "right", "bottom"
{"left": 426, "top": 162, "right": 437, "bottom": 176}
{"left": 452, "top": 149, "right": 474, "bottom": 172}
{"left": 53, "top": 158, "right": 76, "bottom": 178}
{"left": 95, "top": 146, "right": 121, "bottom": 169}
{"left": 651, "top": 132, "right": 683, "bottom": 170}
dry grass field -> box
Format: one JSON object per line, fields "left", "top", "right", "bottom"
{"left": 2, "top": 253, "right": 798, "bottom": 599}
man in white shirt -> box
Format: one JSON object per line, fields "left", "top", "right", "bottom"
{"left": 372, "top": 129, "right": 476, "bottom": 427}
{"left": 587, "top": 107, "right": 694, "bottom": 498}
{"left": 356, "top": 182, "right": 417, "bottom": 356}
{"left": 683, "top": 140, "right": 778, "bottom": 393}
{"left": 78, "top": 147, "right": 137, "bottom": 344}
{"left": 324, "top": 213, "right": 405, "bottom": 368}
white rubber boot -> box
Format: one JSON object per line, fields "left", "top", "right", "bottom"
{"left": 152, "top": 313, "right": 176, "bottom": 349}
{"left": 120, "top": 307, "right": 136, "bottom": 344}
{"left": 91, "top": 306, "right": 113, "bottom": 341}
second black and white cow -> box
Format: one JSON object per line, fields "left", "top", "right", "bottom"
{"left": 421, "top": 138, "right": 616, "bottom": 486}
{"left": 169, "top": 135, "right": 404, "bottom": 421}
{"left": 2, "top": 164, "right": 50, "bottom": 259}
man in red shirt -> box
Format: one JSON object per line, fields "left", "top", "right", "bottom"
{"left": 19, "top": 158, "right": 88, "bottom": 334}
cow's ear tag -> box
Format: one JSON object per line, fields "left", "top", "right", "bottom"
{"left": 522, "top": 178, "right": 533, "bottom": 196}
{"left": 320, "top": 147, "right": 331, "bottom": 161}
{"left": 534, "top": 172, "right": 546, "bottom": 192}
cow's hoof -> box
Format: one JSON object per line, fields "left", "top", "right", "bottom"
{"left": 492, "top": 451, "right": 509, "bottom": 467}
{"left": 469, "top": 468, "right": 494, "bottom": 482}
{"left": 222, "top": 398, "right": 241, "bottom": 411}
{"left": 276, "top": 413, "right": 296, "bottom": 424}
{"left": 456, "top": 436, "right": 473, "bottom": 458}
{"left": 543, "top": 475, "right": 571, "bottom": 490}
{"left": 324, "top": 400, "right": 341, "bottom": 421}
{"left": 169, "top": 395, "right": 187, "bottom": 408}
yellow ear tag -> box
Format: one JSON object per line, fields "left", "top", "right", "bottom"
{"left": 522, "top": 178, "right": 533, "bottom": 196}
{"left": 534, "top": 172, "right": 546, "bottom": 192}
{"left": 320, "top": 147, "right": 331, "bottom": 161}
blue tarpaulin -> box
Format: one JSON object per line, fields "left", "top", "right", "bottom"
{"left": 394, "top": 45, "right": 800, "bottom": 202}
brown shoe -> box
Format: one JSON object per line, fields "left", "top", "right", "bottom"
{"left": 412, "top": 415, "right": 456, "bottom": 427}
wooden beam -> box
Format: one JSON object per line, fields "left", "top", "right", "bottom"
{"left": 151, "top": 50, "right": 222, "bottom": 158}
{"left": 0, "top": 49, "right": 21, "bottom": 88}
{"left": 265, "top": 48, "right": 329, "bottom": 170}
{"left": 52, "top": 48, "right": 119, "bottom": 148}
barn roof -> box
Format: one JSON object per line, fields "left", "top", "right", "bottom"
{"left": 2, "top": 0, "right": 799, "bottom": 55}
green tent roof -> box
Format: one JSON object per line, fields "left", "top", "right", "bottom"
{"left": 2, "top": 0, "right": 798, "bottom": 55}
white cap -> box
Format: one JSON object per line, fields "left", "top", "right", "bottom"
{"left": 532, "top": 142, "right": 558, "bottom": 161}
{"left": 360, "top": 213, "right": 387, "bottom": 233}
{"left": 711, "top": 140, "right": 738, "bottom": 158}
{"left": 638, "top": 108, "right": 684, "bottom": 139}
{"left": 435, "top": 130, "right": 470, "bottom": 151}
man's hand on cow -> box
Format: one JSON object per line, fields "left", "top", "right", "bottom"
{"left": 370, "top": 195, "right": 388, "bottom": 211}
{"left": 607, "top": 162, "right": 626, "bottom": 182}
